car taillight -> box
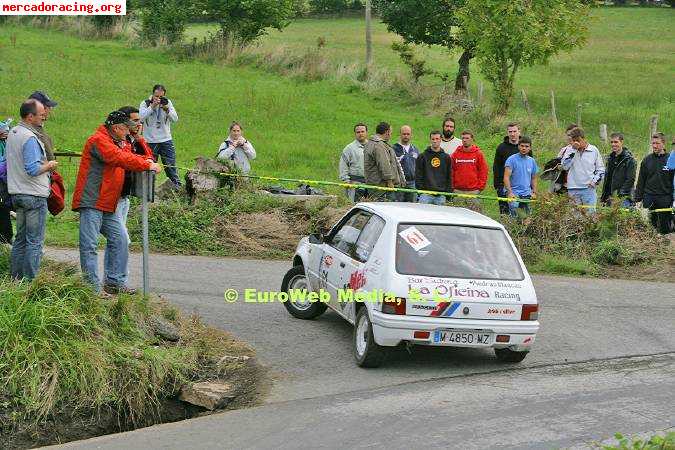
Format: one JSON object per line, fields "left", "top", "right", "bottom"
{"left": 521, "top": 304, "right": 539, "bottom": 321}
{"left": 382, "top": 297, "right": 406, "bottom": 315}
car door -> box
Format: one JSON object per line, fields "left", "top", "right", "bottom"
{"left": 321, "top": 210, "right": 372, "bottom": 314}
{"left": 340, "top": 214, "right": 386, "bottom": 323}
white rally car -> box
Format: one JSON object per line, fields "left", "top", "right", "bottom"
{"left": 281, "top": 203, "right": 539, "bottom": 367}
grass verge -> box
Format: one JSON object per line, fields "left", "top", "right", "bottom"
{"left": 122, "top": 183, "right": 673, "bottom": 281}
{"left": 0, "top": 246, "right": 262, "bottom": 449}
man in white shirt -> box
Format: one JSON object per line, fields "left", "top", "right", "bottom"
{"left": 139, "top": 84, "right": 180, "bottom": 188}
{"left": 439, "top": 116, "right": 462, "bottom": 156}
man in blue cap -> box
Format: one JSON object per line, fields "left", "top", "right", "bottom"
{"left": 27, "top": 90, "right": 58, "bottom": 161}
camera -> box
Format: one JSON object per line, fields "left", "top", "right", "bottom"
{"left": 159, "top": 96, "right": 169, "bottom": 106}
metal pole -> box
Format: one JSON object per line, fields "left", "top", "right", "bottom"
{"left": 141, "top": 171, "right": 150, "bottom": 296}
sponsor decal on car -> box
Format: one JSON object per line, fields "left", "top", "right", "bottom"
{"left": 493, "top": 291, "right": 521, "bottom": 301}
{"left": 323, "top": 255, "right": 334, "bottom": 267}
{"left": 469, "top": 280, "right": 523, "bottom": 289}
{"left": 348, "top": 270, "right": 367, "bottom": 291}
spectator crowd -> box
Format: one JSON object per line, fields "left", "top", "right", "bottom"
{"left": 339, "top": 117, "right": 675, "bottom": 233}
{"left": 0, "top": 88, "right": 673, "bottom": 294}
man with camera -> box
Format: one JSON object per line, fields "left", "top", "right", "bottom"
{"left": 139, "top": 84, "right": 180, "bottom": 188}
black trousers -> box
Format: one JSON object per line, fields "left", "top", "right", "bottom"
{"left": 643, "top": 193, "right": 673, "bottom": 235}
{"left": 0, "top": 206, "right": 12, "bottom": 244}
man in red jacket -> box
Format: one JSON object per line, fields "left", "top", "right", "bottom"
{"left": 72, "top": 111, "right": 161, "bottom": 294}
{"left": 451, "top": 130, "right": 488, "bottom": 207}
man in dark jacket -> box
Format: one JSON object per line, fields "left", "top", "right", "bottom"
{"left": 364, "top": 122, "right": 405, "bottom": 201}
{"left": 415, "top": 131, "right": 452, "bottom": 205}
{"left": 635, "top": 133, "right": 673, "bottom": 234}
{"left": 392, "top": 125, "right": 420, "bottom": 202}
{"left": 493, "top": 122, "right": 521, "bottom": 214}
{"left": 600, "top": 133, "right": 636, "bottom": 207}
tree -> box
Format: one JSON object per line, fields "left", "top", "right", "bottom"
{"left": 199, "top": 0, "right": 295, "bottom": 48}
{"left": 457, "top": 0, "right": 589, "bottom": 114}
{"left": 375, "top": 0, "right": 473, "bottom": 93}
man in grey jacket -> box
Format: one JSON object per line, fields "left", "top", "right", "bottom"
{"left": 5, "top": 100, "right": 58, "bottom": 280}
{"left": 364, "top": 122, "right": 405, "bottom": 201}
{"left": 561, "top": 127, "right": 605, "bottom": 213}
{"left": 339, "top": 122, "right": 368, "bottom": 201}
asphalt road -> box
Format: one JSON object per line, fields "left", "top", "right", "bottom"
{"left": 45, "top": 249, "right": 675, "bottom": 449}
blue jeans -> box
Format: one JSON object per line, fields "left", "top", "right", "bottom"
{"left": 103, "top": 197, "right": 131, "bottom": 285}
{"left": 419, "top": 193, "right": 446, "bottom": 205}
{"left": 568, "top": 187, "right": 597, "bottom": 213}
{"left": 79, "top": 207, "right": 129, "bottom": 291}
{"left": 10, "top": 194, "right": 47, "bottom": 280}
{"left": 508, "top": 195, "right": 532, "bottom": 218}
{"left": 149, "top": 140, "right": 180, "bottom": 186}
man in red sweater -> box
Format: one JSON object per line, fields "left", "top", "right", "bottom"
{"left": 451, "top": 130, "right": 488, "bottom": 207}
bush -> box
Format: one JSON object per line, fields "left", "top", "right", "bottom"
{"left": 505, "top": 194, "right": 671, "bottom": 275}
{"left": 592, "top": 240, "right": 624, "bottom": 265}
{"left": 138, "top": 0, "right": 188, "bottom": 45}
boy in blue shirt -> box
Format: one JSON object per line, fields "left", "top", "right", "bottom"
{"left": 504, "top": 136, "right": 538, "bottom": 217}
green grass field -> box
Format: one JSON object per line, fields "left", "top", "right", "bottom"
{"left": 0, "top": 7, "right": 673, "bottom": 252}
{"left": 188, "top": 8, "right": 674, "bottom": 151}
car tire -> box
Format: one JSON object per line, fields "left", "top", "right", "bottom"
{"left": 354, "top": 307, "right": 387, "bottom": 368}
{"left": 494, "top": 348, "right": 529, "bottom": 363}
{"left": 281, "top": 266, "right": 327, "bottom": 320}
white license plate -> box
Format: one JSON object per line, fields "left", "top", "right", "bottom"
{"left": 433, "top": 330, "right": 492, "bottom": 346}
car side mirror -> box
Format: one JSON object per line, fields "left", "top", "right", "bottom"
{"left": 309, "top": 233, "right": 324, "bottom": 244}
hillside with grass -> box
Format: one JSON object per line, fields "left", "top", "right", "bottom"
{"left": 0, "top": 8, "right": 673, "bottom": 277}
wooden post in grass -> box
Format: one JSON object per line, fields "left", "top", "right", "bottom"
{"left": 365, "top": 0, "right": 372, "bottom": 68}
{"left": 649, "top": 115, "right": 658, "bottom": 145}
{"left": 521, "top": 89, "right": 531, "bottom": 114}
{"left": 576, "top": 104, "right": 582, "bottom": 127}
{"left": 463, "top": 76, "right": 470, "bottom": 99}
{"left": 550, "top": 90, "right": 558, "bottom": 127}
{"left": 599, "top": 124, "right": 608, "bottom": 144}
{"left": 477, "top": 81, "right": 484, "bottom": 105}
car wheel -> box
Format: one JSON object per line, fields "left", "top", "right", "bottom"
{"left": 281, "top": 266, "right": 327, "bottom": 320}
{"left": 354, "top": 307, "right": 387, "bottom": 368}
{"left": 494, "top": 348, "right": 529, "bottom": 363}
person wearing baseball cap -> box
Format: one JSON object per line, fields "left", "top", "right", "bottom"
{"left": 72, "top": 111, "right": 161, "bottom": 294}
{"left": 27, "top": 90, "right": 58, "bottom": 161}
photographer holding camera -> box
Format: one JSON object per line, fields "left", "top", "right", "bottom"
{"left": 216, "top": 121, "right": 256, "bottom": 174}
{"left": 139, "top": 84, "right": 180, "bottom": 188}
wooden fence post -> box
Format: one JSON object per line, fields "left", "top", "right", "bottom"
{"left": 550, "top": 90, "right": 558, "bottom": 127}
{"left": 649, "top": 115, "right": 658, "bottom": 144}
{"left": 576, "top": 104, "right": 582, "bottom": 127}
{"left": 599, "top": 124, "right": 608, "bottom": 144}
{"left": 521, "top": 89, "right": 531, "bottom": 114}
{"left": 477, "top": 81, "right": 483, "bottom": 105}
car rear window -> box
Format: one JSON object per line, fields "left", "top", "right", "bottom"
{"left": 396, "top": 224, "right": 524, "bottom": 280}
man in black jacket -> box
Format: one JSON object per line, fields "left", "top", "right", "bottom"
{"left": 635, "top": 133, "right": 673, "bottom": 234}
{"left": 415, "top": 131, "right": 452, "bottom": 205}
{"left": 493, "top": 122, "right": 521, "bottom": 214}
{"left": 601, "top": 132, "right": 636, "bottom": 207}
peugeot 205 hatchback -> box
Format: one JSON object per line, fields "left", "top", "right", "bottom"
{"left": 281, "top": 203, "right": 539, "bottom": 368}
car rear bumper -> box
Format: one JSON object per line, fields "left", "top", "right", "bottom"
{"left": 370, "top": 310, "right": 539, "bottom": 351}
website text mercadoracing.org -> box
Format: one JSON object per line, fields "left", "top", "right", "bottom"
{"left": 1, "top": 0, "right": 124, "bottom": 15}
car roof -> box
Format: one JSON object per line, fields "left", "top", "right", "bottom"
{"left": 355, "top": 202, "right": 504, "bottom": 228}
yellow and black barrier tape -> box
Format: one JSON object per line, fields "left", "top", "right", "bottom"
{"left": 54, "top": 153, "right": 675, "bottom": 213}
